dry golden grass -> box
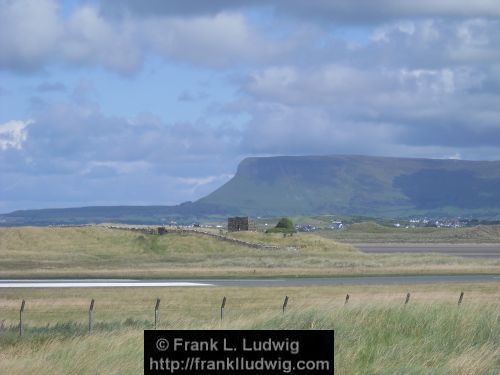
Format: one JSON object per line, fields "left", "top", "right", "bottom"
{"left": 0, "top": 226, "right": 499, "bottom": 278}
{"left": 0, "top": 283, "right": 498, "bottom": 374}
{"left": 0, "top": 282, "right": 498, "bottom": 327}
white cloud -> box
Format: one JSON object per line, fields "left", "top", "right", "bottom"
{"left": 0, "top": 101, "right": 241, "bottom": 210}
{"left": 0, "top": 0, "right": 60, "bottom": 70}
{"left": 80, "top": 160, "right": 152, "bottom": 176}
{"left": 177, "top": 174, "right": 233, "bottom": 186}
{"left": 0, "top": 100, "right": 241, "bottom": 177}
{"left": 372, "top": 21, "right": 416, "bottom": 42}
{"left": 176, "top": 174, "right": 234, "bottom": 196}
{"left": 103, "top": 1, "right": 500, "bottom": 22}
{"left": 141, "top": 12, "right": 292, "bottom": 68}
{"left": 2, "top": 0, "right": 500, "bottom": 212}
{"left": 0, "top": 1, "right": 287, "bottom": 72}
{"left": 0, "top": 120, "right": 33, "bottom": 150}
{"left": 1, "top": 1, "right": 500, "bottom": 74}
{"left": 61, "top": 5, "right": 143, "bottom": 74}
{"left": 233, "top": 27, "right": 500, "bottom": 156}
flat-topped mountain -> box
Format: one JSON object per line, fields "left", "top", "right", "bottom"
{"left": 198, "top": 155, "right": 500, "bottom": 217}
{"left": 2, "top": 155, "right": 500, "bottom": 225}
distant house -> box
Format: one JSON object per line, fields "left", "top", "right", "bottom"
{"left": 331, "top": 220, "right": 343, "bottom": 229}
{"left": 228, "top": 217, "right": 255, "bottom": 232}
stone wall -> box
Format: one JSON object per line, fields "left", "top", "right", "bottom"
{"left": 104, "top": 225, "right": 296, "bottom": 251}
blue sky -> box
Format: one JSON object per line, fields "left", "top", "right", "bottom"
{"left": 1, "top": 0, "right": 500, "bottom": 213}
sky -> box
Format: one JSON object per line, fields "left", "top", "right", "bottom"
{"left": 1, "top": 0, "right": 500, "bottom": 213}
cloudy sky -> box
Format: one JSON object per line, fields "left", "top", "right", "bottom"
{"left": 1, "top": 0, "right": 500, "bottom": 213}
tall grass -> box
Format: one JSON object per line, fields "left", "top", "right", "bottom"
{"left": 1, "top": 226, "right": 498, "bottom": 278}
{"left": 0, "top": 303, "right": 498, "bottom": 374}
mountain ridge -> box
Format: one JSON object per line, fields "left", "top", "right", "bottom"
{"left": 197, "top": 154, "right": 500, "bottom": 217}
{"left": 2, "top": 154, "right": 500, "bottom": 225}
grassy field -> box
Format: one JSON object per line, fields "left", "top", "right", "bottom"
{"left": 319, "top": 222, "right": 500, "bottom": 243}
{"left": 1, "top": 226, "right": 498, "bottom": 374}
{"left": 0, "top": 283, "right": 498, "bottom": 374}
{"left": 0, "top": 226, "right": 499, "bottom": 278}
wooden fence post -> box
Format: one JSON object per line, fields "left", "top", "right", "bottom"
{"left": 344, "top": 294, "right": 350, "bottom": 305}
{"left": 458, "top": 291, "right": 464, "bottom": 305}
{"left": 283, "top": 296, "right": 289, "bottom": 314}
{"left": 19, "top": 300, "right": 25, "bottom": 337}
{"left": 220, "top": 296, "right": 226, "bottom": 321}
{"left": 155, "top": 298, "right": 160, "bottom": 329}
{"left": 88, "top": 299, "right": 95, "bottom": 334}
{"left": 405, "top": 293, "right": 411, "bottom": 305}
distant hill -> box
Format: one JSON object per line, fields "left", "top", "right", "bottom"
{"left": 2, "top": 154, "right": 500, "bottom": 225}
{"left": 197, "top": 155, "right": 500, "bottom": 217}
{"left": 0, "top": 202, "right": 232, "bottom": 226}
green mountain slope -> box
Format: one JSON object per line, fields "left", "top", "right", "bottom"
{"left": 3, "top": 154, "right": 500, "bottom": 225}
{"left": 197, "top": 155, "right": 500, "bottom": 217}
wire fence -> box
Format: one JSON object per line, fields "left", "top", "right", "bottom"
{"left": 0, "top": 291, "right": 470, "bottom": 337}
